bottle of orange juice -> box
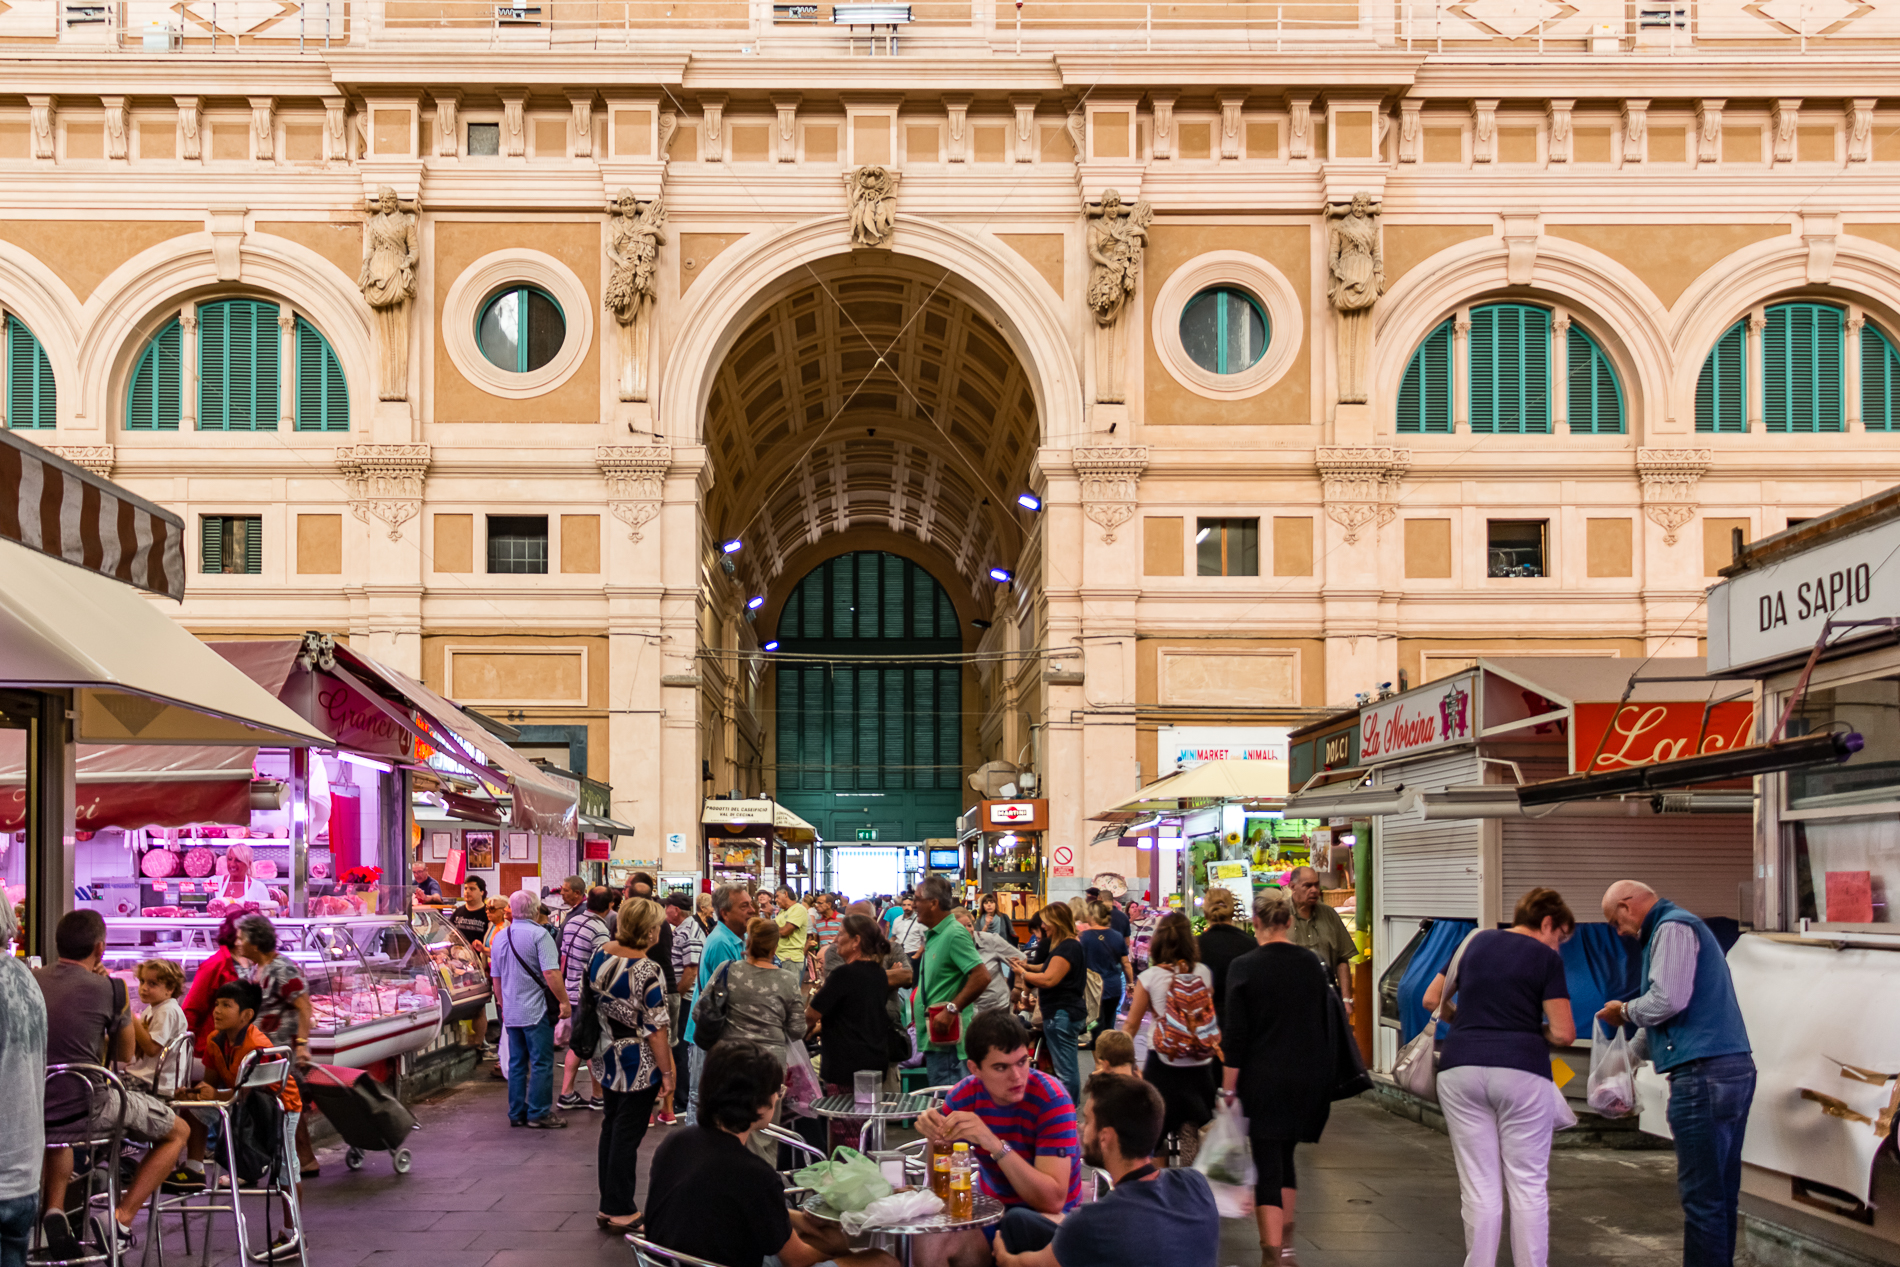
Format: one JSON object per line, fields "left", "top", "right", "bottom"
{"left": 949, "top": 1142, "right": 973, "bottom": 1219}
{"left": 930, "top": 1141, "right": 952, "bottom": 1200}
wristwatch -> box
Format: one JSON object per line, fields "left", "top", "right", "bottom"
{"left": 943, "top": 1002, "right": 959, "bottom": 1015}
{"left": 988, "top": 1141, "right": 1010, "bottom": 1162}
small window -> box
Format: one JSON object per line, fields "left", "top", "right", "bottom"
{"left": 1696, "top": 319, "right": 1748, "bottom": 433}
{"left": 1763, "top": 302, "right": 1844, "bottom": 433}
{"left": 487, "top": 515, "right": 549, "bottom": 574}
{"left": 5, "top": 315, "right": 56, "bottom": 430}
{"left": 1487, "top": 520, "right": 1547, "bottom": 578}
{"left": 1196, "top": 518, "right": 1259, "bottom": 576}
{"left": 1179, "top": 288, "right": 1269, "bottom": 375}
{"left": 477, "top": 286, "right": 565, "bottom": 373}
{"left": 201, "top": 515, "right": 261, "bottom": 575}
{"left": 467, "top": 122, "right": 500, "bottom": 156}
{"left": 1862, "top": 324, "right": 1900, "bottom": 432}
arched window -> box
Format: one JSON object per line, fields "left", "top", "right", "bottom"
{"left": 773, "top": 552, "right": 963, "bottom": 842}
{"left": 1697, "top": 301, "right": 1847, "bottom": 434}
{"left": 1863, "top": 323, "right": 1900, "bottom": 432}
{"left": 4, "top": 314, "right": 55, "bottom": 429}
{"left": 1695, "top": 320, "right": 1747, "bottom": 433}
{"left": 1397, "top": 302, "right": 1623, "bottom": 435}
{"left": 125, "top": 299, "right": 349, "bottom": 433}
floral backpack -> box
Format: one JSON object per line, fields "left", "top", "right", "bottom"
{"left": 1152, "top": 966, "right": 1221, "bottom": 1063}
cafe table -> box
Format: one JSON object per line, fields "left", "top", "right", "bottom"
{"left": 801, "top": 1191, "right": 1004, "bottom": 1267}
{"left": 808, "top": 1090, "right": 945, "bottom": 1152}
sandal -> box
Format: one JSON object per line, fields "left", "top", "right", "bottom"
{"left": 600, "top": 1214, "right": 643, "bottom": 1234}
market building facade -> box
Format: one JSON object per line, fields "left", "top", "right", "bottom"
{"left": 6, "top": 9, "right": 1900, "bottom": 881}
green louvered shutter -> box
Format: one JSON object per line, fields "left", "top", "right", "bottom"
{"left": 127, "top": 320, "right": 183, "bottom": 431}
{"left": 1397, "top": 320, "right": 1454, "bottom": 434}
{"left": 5, "top": 315, "right": 56, "bottom": 429}
{"left": 935, "top": 667, "right": 960, "bottom": 789}
{"left": 241, "top": 516, "right": 262, "bottom": 574}
{"left": 1764, "top": 302, "right": 1844, "bottom": 433}
{"left": 294, "top": 316, "right": 349, "bottom": 432}
{"left": 199, "top": 300, "right": 280, "bottom": 431}
{"left": 201, "top": 517, "right": 224, "bottom": 573}
{"left": 1862, "top": 324, "right": 1900, "bottom": 432}
{"left": 1469, "top": 304, "right": 1551, "bottom": 434}
{"left": 1566, "top": 326, "right": 1624, "bottom": 434}
{"left": 801, "top": 669, "right": 827, "bottom": 790}
{"left": 1696, "top": 320, "right": 1747, "bottom": 432}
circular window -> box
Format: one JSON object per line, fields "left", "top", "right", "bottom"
{"left": 1180, "top": 287, "right": 1268, "bottom": 375}
{"left": 478, "top": 286, "right": 566, "bottom": 373}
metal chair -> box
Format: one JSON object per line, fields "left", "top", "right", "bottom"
{"left": 147, "top": 1046, "right": 306, "bottom": 1267}
{"left": 626, "top": 1237, "right": 732, "bottom": 1267}
{"left": 857, "top": 1084, "right": 955, "bottom": 1152}
{"left": 37, "top": 1063, "right": 130, "bottom": 1267}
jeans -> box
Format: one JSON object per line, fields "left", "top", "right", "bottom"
{"left": 1667, "top": 1053, "right": 1757, "bottom": 1267}
{"left": 1437, "top": 1065, "right": 1560, "bottom": 1267}
{"left": 686, "top": 1046, "right": 706, "bottom": 1123}
{"left": 924, "top": 1048, "right": 965, "bottom": 1090}
{"left": 673, "top": 1037, "right": 692, "bottom": 1113}
{"left": 598, "top": 1083, "right": 662, "bottom": 1217}
{"left": 1042, "top": 1008, "right": 1081, "bottom": 1104}
{"left": 999, "top": 1207, "right": 1059, "bottom": 1255}
{"left": 0, "top": 1192, "right": 35, "bottom": 1267}
{"left": 506, "top": 1018, "right": 556, "bottom": 1124}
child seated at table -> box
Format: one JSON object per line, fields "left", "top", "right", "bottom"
{"left": 1091, "top": 1030, "right": 1138, "bottom": 1080}
{"left": 126, "top": 958, "right": 189, "bottom": 1097}
{"left": 168, "top": 981, "right": 302, "bottom": 1213}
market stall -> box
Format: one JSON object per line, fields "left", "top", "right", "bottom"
{"left": 1092, "top": 761, "right": 1293, "bottom": 917}
{"left": 700, "top": 796, "right": 820, "bottom": 892}
{"left": 961, "top": 798, "right": 1049, "bottom": 934}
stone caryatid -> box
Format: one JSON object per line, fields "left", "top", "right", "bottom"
{"left": 1326, "top": 191, "right": 1385, "bottom": 405}
{"left": 845, "top": 166, "right": 898, "bottom": 248}
{"left": 1085, "top": 188, "right": 1153, "bottom": 405}
{"left": 605, "top": 190, "right": 667, "bottom": 403}
{"left": 358, "top": 186, "right": 419, "bottom": 402}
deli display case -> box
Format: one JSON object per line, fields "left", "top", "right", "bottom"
{"left": 102, "top": 910, "right": 489, "bottom": 1067}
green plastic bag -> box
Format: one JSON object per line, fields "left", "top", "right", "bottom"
{"left": 793, "top": 1147, "right": 894, "bottom": 1213}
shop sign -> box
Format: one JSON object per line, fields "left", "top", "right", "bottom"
{"left": 1572, "top": 700, "right": 1760, "bottom": 773}
{"left": 583, "top": 836, "right": 611, "bottom": 860}
{"left": 983, "top": 799, "right": 1048, "bottom": 830}
{"left": 1159, "top": 726, "right": 1289, "bottom": 772}
{"left": 702, "top": 798, "right": 776, "bottom": 826}
{"left": 1206, "top": 859, "right": 1251, "bottom": 886}
{"left": 1707, "top": 516, "right": 1900, "bottom": 673}
{"left": 1359, "top": 672, "right": 1476, "bottom": 764}
{"left": 309, "top": 672, "right": 415, "bottom": 761}
{"left": 1051, "top": 843, "right": 1075, "bottom": 877}
{"left": 1290, "top": 724, "right": 1359, "bottom": 786}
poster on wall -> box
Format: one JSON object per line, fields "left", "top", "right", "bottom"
{"left": 464, "top": 830, "right": 496, "bottom": 870}
{"left": 429, "top": 831, "right": 452, "bottom": 862}
{"left": 506, "top": 832, "right": 532, "bottom": 862}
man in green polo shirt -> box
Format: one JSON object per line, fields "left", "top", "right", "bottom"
{"left": 910, "top": 874, "right": 992, "bottom": 1088}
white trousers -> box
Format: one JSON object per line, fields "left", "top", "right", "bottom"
{"left": 1437, "top": 1064, "right": 1558, "bottom": 1267}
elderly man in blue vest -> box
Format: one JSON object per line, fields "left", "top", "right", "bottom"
{"left": 1598, "top": 881, "right": 1755, "bottom": 1267}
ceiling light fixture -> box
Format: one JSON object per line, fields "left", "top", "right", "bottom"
{"left": 762, "top": 641, "right": 779, "bottom": 652}
{"left": 722, "top": 539, "right": 743, "bottom": 554}
{"left": 746, "top": 595, "right": 765, "bottom": 610}
{"left": 1017, "top": 493, "right": 1043, "bottom": 512}
{"left": 988, "top": 568, "right": 1013, "bottom": 584}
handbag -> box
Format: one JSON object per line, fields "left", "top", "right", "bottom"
{"left": 1391, "top": 930, "right": 1480, "bottom": 1103}
{"left": 503, "top": 925, "right": 563, "bottom": 1022}
{"left": 691, "top": 962, "right": 734, "bottom": 1052}
{"left": 572, "top": 954, "right": 606, "bottom": 1059}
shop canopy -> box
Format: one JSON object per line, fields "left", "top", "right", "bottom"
{"left": 582, "top": 812, "right": 638, "bottom": 837}
{"left": 0, "top": 740, "right": 259, "bottom": 831}
{"left": 1092, "top": 758, "right": 1290, "bottom": 820}
{"left": 701, "top": 797, "right": 820, "bottom": 843}
{"left": 0, "top": 430, "right": 187, "bottom": 601}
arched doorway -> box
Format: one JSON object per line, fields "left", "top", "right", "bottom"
{"left": 773, "top": 551, "right": 963, "bottom": 842}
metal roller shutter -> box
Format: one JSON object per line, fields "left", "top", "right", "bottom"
{"left": 1375, "top": 749, "right": 1482, "bottom": 921}
{"left": 1501, "top": 813, "right": 1752, "bottom": 923}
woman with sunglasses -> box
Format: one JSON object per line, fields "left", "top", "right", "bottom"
{"left": 1420, "top": 887, "right": 1578, "bottom": 1267}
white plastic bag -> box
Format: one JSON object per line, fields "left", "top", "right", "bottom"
{"left": 785, "top": 1041, "right": 821, "bottom": 1118}
{"left": 1587, "top": 1018, "right": 1637, "bottom": 1118}
{"left": 1192, "top": 1102, "right": 1256, "bottom": 1218}
{"left": 841, "top": 1187, "right": 945, "bottom": 1236}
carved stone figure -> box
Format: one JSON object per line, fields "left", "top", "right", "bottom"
{"left": 605, "top": 190, "right": 667, "bottom": 403}
{"left": 358, "top": 186, "right": 419, "bottom": 402}
{"left": 1326, "top": 192, "right": 1385, "bottom": 405}
{"left": 846, "top": 166, "right": 898, "bottom": 248}
{"left": 1085, "top": 189, "right": 1154, "bottom": 405}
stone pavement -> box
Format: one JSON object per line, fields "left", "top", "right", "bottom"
{"left": 153, "top": 1077, "right": 1686, "bottom": 1267}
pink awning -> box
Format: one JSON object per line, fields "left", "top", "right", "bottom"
{"left": 0, "top": 733, "right": 254, "bottom": 831}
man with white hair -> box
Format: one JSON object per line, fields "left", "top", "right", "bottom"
{"left": 489, "top": 890, "right": 570, "bottom": 1128}
{"left": 0, "top": 899, "right": 47, "bottom": 1267}
{"left": 1598, "top": 880, "right": 1754, "bottom": 1267}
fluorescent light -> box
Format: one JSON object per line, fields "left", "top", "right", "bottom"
{"left": 1017, "top": 493, "right": 1042, "bottom": 512}
{"left": 988, "top": 568, "right": 1012, "bottom": 584}
{"left": 746, "top": 595, "right": 765, "bottom": 610}
{"left": 1195, "top": 528, "right": 1211, "bottom": 544}
{"left": 723, "top": 539, "right": 743, "bottom": 554}
{"left": 763, "top": 641, "right": 779, "bottom": 652}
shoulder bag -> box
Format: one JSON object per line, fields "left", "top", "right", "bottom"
{"left": 691, "top": 961, "right": 734, "bottom": 1051}
{"left": 1390, "top": 930, "right": 1479, "bottom": 1103}
{"left": 504, "top": 925, "right": 563, "bottom": 1021}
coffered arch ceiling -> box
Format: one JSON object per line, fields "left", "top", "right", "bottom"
{"left": 703, "top": 266, "right": 1040, "bottom": 597}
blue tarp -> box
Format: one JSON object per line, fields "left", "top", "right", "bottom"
{"left": 1397, "top": 918, "right": 1476, "bottom": 1043}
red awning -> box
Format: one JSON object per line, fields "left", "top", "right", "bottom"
{"left": 0, "top": 430, "right": 186, "bottom": 600}
{"left": 0, "top": 733, "right": 255, "bottom": 831}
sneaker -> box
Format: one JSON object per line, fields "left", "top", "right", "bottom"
{"left": 587, "top": 1096, "right": 605, "bottom": 1112}
{"left": 654, "top": 1108, "right": 677, "bottom": 1126}
{"left": 556, "top": 1092, "right": 586, "bottom": 1110}
{"left": 41, "top": 1210, "right": 80, "bottom": 1260}
{"left": 103, "top": 1217, "right": 136, "bottom": 1253}
{"left": 263, "top": 1230, "right": 302, "bottom": 1260}
{"left": 163, "top": 1168, "right": 206, "bottom": 1194}
{"left": 526, "top": 1115, "right": 569, "bottom": 1129}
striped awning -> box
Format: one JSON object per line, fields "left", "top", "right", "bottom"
{"left": 0, "top": 430, "right": 186, "bottom": 601}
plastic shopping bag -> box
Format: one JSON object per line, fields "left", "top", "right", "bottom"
{"left": 1192, "top": 1102, "right": 1256, "bottom": 1219}
{"left": 792, "top": 1148, "right": 894, "bottom": 1214}
{"left": 1587, "top": 1019, "right": 1637, "bottom": 1118}
{"left": 841, "top": 1188, "right": 944, "bottom": 1236}
{"left": 785, "top": 1041, "right": 822, "bottom": 1119}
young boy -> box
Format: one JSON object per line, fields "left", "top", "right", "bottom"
{"left": 1092, "top": 1030, "right": 1138, "bottom": 1079}
{"left": 126, "top": 959, "right": 189, "bottom": 1098}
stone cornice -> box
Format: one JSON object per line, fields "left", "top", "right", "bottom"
{"left": 324, "top": 52, "right": 690, "bottom": 91}
{"left": 1054, "top": 51, "right": 1423, "bottom": 89}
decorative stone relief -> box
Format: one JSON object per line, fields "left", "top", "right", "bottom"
{"left": 1621, "top": 98, "right": 1648, "bottom": 164}
{"left": 102, "top": 97, "right": 127, "bottom": 161}
{"left": 208, "top": 208, "right": 246, "bottom": 282}
{"left": 44, "top": 446, "right": 114, "bottom": 478}
{"left": 846, "top": 166, "right": 898, "bottom": 248}
{"left": 358, "top": 186, "right": 419, "bottom": 402}
{"left": 433, "top": 90, "right": 459, "bottom": 156}
{"left": 502, "top": 93, "right": 526, "bottom": 157}
{"left": 944, "top": 96, "right": 970, "bottom": 162}
{"left": 1326, "top": 192, "right": 1384, "bottom": 405}
{"left": 1150, "top": 94, "right": 1175, "bottom": 160}
{"left": 336, "top": 444, "right": 430, "bottom": 540}
{"left": 1546, "top": 99, "right": 1572, "bottom": 163}
{"left": 606, "top": 190, "right": 667, "bottom": 403}
{"left": 569, "top": 91, "right": 594, "bottom": 158}
{"left": 1013, "top": 96, "right": 1037, "bottom": 162}
{"left": 1086, "top": 189, "right": 1153, "bottom": 406}
{"left": 1802, "top": 213, "right": 1839, "bottom": 284}
{"left": 1397, "top": 99, "right": 1421, "bottom": 163}
{"left": 774, "top": 95, "right": 801, "bottom": 162}
{"left": 321, "top": 97, "right": 345, "bottom": 164}
{"left": 1074, "top": 445, "right": 1148, "bottom": 544}
{"left": 597, "top": 446, "right": 672, "bottom": 541}
{"left": 1850, "top": 98, "right": 1877, "bottom": 163}
{"left": 250, "top": 97, "right": 274, "bottom": 161}
{"left": 1317, "top": 447, "right": 1408, "bottom": 544}
{"left": 1287, "top": 96, "right": 1312, "bottom": 160}
{"left": 180, "top": 96, "right": 204, "bottom": 161}
{"left": 1502, "top": 210, "right": 1539, "bottom": 285}
{"left": 701, "top": 96, "right": 726, "bottom": 151}
{"left": 1773, "top": 98, "right": 1800, "bottom": 164}
{"left": 1637, "top": 448, "right": 1712, "bottom": 546}
{"left": 1064, "top": 112, "right": 1085, "bottom": 163}
{"left": 1219, "top": 92, "right": 1244, "bottom": 160}
{"left": 1696, "top": 98, "right": 1723, "bottom": 163}
{"left": 1472, "top": 99, "right": 1497, "bottom": 163}
{"left": 658, "top": 111, "right": 678, "bottom": 159}
{"left": 28, "top": 96, "right": 55, "bottom": 160}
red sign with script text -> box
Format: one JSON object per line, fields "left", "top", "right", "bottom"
{"left": 1572, "top": 700, "right": 1759, "bottom": 773}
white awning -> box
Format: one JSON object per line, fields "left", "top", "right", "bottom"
{"left": 1283, "top": 780, "right": 1418, "bottom": 819}
{"left": 1096, "top": 758, "right": 1289, "bottom": 815}
{"left": 0, "top": 540, "right": 328, "bottom": 746}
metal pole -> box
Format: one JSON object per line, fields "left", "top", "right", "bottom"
{"left": 23, "top": 689, "right": 74, "bottom": 965}
{"left": 289, "top": 746, "right": 310, "bottom": 917}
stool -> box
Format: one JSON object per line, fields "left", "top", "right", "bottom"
{"left": 38, "top": 1063, "right": 129, "bottom": 1267}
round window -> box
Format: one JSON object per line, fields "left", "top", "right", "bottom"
{"left": 478, "top": 286, "right": 566, "bottom": 373}
{"left": 1179, "top": 287, "right": 1268, "bottom": 375}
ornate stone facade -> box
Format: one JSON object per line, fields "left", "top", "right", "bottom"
{"left": 335, "top": 444, "right": 431, "bottom": 541}
{"left": 1637, "top": 448, "right": 1714, "bottom": 546}
{"left": 1073, "top": 445, "right": 1148, "bottom": 544}
{"left": 597, "top": 446, "right": 671, "bottom": 542}
{"left": 1317, "top": 447, "right": 1409, "bottom": 544}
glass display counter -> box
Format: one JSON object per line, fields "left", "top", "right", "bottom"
{"left": 103, "top": 911, "right": 488, "bottom": 1067}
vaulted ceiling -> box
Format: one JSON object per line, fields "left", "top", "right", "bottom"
{"left": 703, "top": 267, "right": 1040, "bottom": 597}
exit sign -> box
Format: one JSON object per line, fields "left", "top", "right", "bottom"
{"left": 856, "top": 828, "right": 877, "bottom": 841}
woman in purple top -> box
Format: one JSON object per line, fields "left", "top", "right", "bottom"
{"left": 1422, "top": 888, "right": 1578, "bottom": 1267}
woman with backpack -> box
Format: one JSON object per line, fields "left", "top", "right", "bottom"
{"left": 1120, "top": 911, "right": 1220, "bottom": 1160}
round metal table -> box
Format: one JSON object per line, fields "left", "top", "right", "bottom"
{"left": 808, "top": 1090, "right": 940, "bottom": 1152}
{"left": 802, "top": 1191, "right": 1005, "bottom": 1266}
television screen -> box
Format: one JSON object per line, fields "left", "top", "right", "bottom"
{"left": 927, "top": 848, "right": 961, "bottom": 869}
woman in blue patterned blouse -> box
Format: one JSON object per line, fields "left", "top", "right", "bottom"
{"left": 588, "top": 896, "right": 676, "bottom": 1235}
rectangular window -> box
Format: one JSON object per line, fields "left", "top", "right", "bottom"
{"left": 486, "top": 515, "right": 548, "bottom": 574}
{"left": 201, "top": 515, "right": 262, "bottom": 575}
{"left": 1196, "top": 518, "right": 1259, "bottom": 576}
{"left": 1486, "top": 519, "right": 1547, "bottom": 578}
{"left": 467, "top": 122, "right": 500, "bottom": 156}
{"left": 1468, "top": 304, "right": 1551, "bottom": 433}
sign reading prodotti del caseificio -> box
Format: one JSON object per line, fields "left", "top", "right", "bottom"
{"left": 1707, "top": 516, "right": 1900, "bottom": 674}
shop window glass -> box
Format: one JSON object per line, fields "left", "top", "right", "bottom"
{"left": 1790, "top": 817, "right": 1899, "bottom": 927}
{"left": 1486, "top": 519, "right": 1546, "bottom": 577}
{"left": 1196, "top": 518, "right": 1259, "bottom": 576}
{"left": 478, "top": 286, "right": 565, "bottom": 373}
{"left": 1784, "top": 677, "right": 1900, "bottom": 809}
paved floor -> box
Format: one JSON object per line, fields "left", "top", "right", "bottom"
{"left": 154, "top": 1075, "right": 1687, "bottom": 1267}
